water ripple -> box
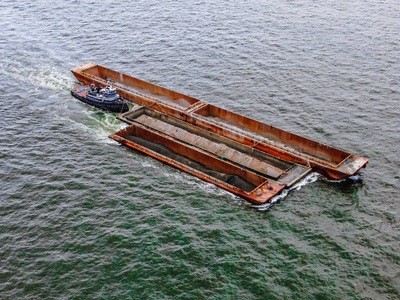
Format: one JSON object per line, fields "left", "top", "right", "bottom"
{"left": 1, "top": 0, "right": 399, "bottom": 299}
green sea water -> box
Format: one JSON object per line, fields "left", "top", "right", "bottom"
{"left": 1, "top": 0, "right": 399, "bottom": 299}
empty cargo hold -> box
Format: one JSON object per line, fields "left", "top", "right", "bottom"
{"left": 110, "top": 122, "right": 286, "bottom": 204}
{"left": 117, "top": 107, "right": 311, "bottom": 187}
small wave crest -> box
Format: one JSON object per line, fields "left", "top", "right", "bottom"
{"left": 252, "top": 172, "right": 321, "bottom": 211}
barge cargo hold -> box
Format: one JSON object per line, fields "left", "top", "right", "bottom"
{"left": 109, "top": 107, "right": 311, "bottom": 204}
{"left": 110, "top": 122, "right": 285, "bottom": 204}
{"left": 115, "top": 107, "right": 311, "bottom": 186}
{"left": 71, "top": 63, "right": 368, "bottom": 181}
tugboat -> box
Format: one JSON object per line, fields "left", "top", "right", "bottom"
{"left": 71, "top": 83, "right": 129, "bottom": 113}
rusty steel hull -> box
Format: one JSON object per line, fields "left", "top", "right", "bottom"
{"left": 117, "top": 106, "right": 311, "bottom": 187}
{"left": 185, "top": 104, "right": 368, "bottom": 180}
{"left": 72, "top": 63, "right": 368, "bottom": 180}
{"left": 109, "top": 122, "right": 285, "bottom": 205}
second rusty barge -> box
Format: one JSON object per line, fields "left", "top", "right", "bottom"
{"left": 71, "top": 62, "right": 368, "bottom": 204}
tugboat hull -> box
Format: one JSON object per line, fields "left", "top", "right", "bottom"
{"left": 71, "top": 85, "right": 129, "bottom": 113}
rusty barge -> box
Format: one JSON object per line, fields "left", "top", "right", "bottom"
{"left": 71, "top": 62, "right": 368, "bottom": 204}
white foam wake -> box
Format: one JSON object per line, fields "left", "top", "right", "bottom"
{"left": 2, "top": 60, "right": 75, "bottom": 92}
{"left": 252, "top": 172, "right": 321, "bottom": 211}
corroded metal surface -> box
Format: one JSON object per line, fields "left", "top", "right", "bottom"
{"left": 71, "top": 63, "right": 368, "bottom": 197}
{"left": 109, "top": 123, "right": 285, "bottom": 205}
{"left": 118, "top": 106, "right": 311, "bottom": 187}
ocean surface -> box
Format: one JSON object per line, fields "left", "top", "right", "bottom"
{"left": 1, "top": 0, "right": 399, "bottom": 299}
